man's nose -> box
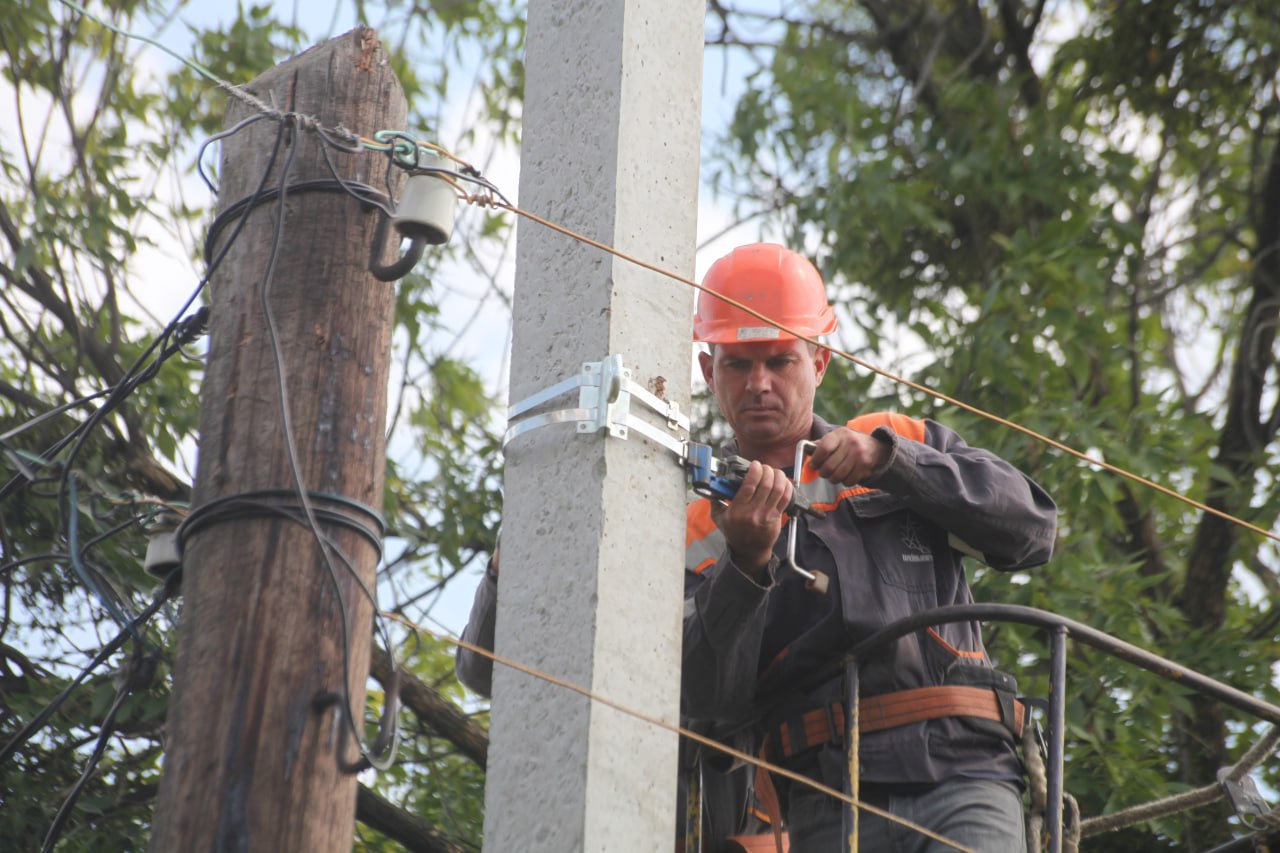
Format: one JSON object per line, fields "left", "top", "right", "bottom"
{"left": 746, "top": 363, "right": 770, "bottom": 393}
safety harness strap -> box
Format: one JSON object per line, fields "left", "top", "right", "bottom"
{"left": 752, "top": 762, "right": 786, "bottom": 853}
{"left": 763, "top": 685, "right": 1028, "bottom": 761}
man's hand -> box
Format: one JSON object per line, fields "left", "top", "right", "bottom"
{"left": 709, "top": 460, "right": 792, "bottom": 583}
{"left": 808, "top": 426, "right": 890, "bottom": 487}
{"left": 486, "top": 541, "right": 501, "bottom": 580}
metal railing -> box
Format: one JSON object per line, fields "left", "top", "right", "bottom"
{"left": 841, "top": 604, "right": 1280, "bottom": 853}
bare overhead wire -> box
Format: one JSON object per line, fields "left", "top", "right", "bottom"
{"left": 491, "top": 200, "right": 1280, "bottom": 547}
{"left": 162, "top": 38, "right": 1204, "bottom": 538}
{"left": 54, "top": 0, "right": 1277, "bottom": 559}
{"left": 391, "top": 612, "right": 980, "bottom": 853}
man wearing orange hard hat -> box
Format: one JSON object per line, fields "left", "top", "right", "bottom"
{"left": 681, "top": 243, "right": 1057, "bottom": 851}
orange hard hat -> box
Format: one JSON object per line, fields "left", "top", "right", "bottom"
{"left": 693, "top": 243, "right": 837, "bottom": 343}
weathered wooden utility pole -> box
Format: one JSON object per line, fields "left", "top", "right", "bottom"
{"left": 487, "top": 1, "right": 704, "bottom": 850}
{"left": 151, "top": 30, "right": 405, "bottom": 852}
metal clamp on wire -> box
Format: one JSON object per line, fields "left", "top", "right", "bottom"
{"left": 1217, "top": 766, "right": 1271, "bottom": 824}
{"left": 503, "top": 354, "right": 689, "bottom": 456}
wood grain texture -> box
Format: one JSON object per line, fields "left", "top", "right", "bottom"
{"left": 151, "top": 28, "right": 405, "bottom": 853}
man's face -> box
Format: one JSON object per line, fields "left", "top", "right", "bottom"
{"left": 699, "top": 338, "right": 831, "bottom": 456}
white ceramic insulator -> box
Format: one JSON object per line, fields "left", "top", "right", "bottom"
{"left": 393, "top": 160, "right": 456, "bottom": 245}
{"left": 144, "top": 530, "right": 182, "bottom": 578}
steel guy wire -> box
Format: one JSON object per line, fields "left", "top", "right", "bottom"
{"left": 55, "top": 0, "right": 359, "bottom": 148}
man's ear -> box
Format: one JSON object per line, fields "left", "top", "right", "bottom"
{"left": 813, "top": 344, "right": 832, "bottom": 385}
{"left": 698, "top": 349, "right": 715, "bottom": 388}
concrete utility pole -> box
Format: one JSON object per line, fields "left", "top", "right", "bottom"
{"left": 487, "top": 1, "right": 704, "bottom": 850}
{"left": 151, "top": 30, "right": 404, "bottom": 852}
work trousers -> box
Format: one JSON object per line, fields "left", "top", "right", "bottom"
{"left": 786, "top": 777, "right": 1026, "bottom": 852}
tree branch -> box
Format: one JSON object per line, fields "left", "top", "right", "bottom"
{"left": 997, "top": 0, "right": 1042, "bottom": 106}
{"left": 370, "top": 648, "right": 488, "bottom": 768}
{"left": 1176, "top": 126, "right": 1280, "bottom": 846}
{"left": 356, "top": 784, "right": 467, "bottom": 853}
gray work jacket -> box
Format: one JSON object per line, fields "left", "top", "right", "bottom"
{"left": 681, "top": 413, "right": 1057, "bottom": 786}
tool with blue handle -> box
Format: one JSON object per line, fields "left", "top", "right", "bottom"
{"left": 681, "top": 441, "right": 829, "bottom": 593}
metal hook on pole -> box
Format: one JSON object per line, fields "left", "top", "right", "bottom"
{"left": 368, "top": 209, "right": 426, "bottom": 282}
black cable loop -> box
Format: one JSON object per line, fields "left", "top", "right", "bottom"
{"left": 174, "top": 489, "right": 398, "bottom": 771}
{"left": 202, "top": 179, "right": 392, "bottom": 264}
{"left": 176, "top": 489, "right": 387, "bottom": 560}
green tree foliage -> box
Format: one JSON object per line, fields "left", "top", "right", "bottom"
{"left": 709, "top": 0, "right": 1280, "bottom": 848}
{"left": 8, "top": 1, "right": 1280, "bottom": 850}
{"left": 0, "top": 1, "right": 519, "bottom": 849}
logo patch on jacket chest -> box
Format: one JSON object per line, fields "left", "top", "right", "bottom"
{"left": 900, "top": 518, "right": 934, "bottom": 563}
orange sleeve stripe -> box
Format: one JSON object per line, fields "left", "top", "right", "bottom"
{"left": 927, "top": 627, "right": 987, "bottom": 660}
{"left": 799, "top": 412, "right": 926, "bottom": 484}
{"left": 686, "top": 499, "right": 716, "bottom": 549}
{"left": 808, "top": 486, "right": 876, "bottom": 511}
{"left": 847, "top": 411, "right": 926, "bottom": 443}
{"left": 760, "top": 647, "right": 789, "bottom": 679}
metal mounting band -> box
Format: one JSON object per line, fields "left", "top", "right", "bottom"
{"left": 503, "top": 354, "right": 688, "bottom": 454}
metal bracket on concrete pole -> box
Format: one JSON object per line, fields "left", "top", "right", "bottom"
{"left": 504, "top": 353, "right": 688, "bottom": 456}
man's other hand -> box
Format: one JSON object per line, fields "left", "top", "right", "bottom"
{"left": 809, "top": 426, "right": 890, "bottom": 487}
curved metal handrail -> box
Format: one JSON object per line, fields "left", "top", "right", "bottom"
{"left": 832, "top": 603, "right": 1280, "bottom": 853}
{"left": 846, "top": 603, "right": 1280, "bottom": 724}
